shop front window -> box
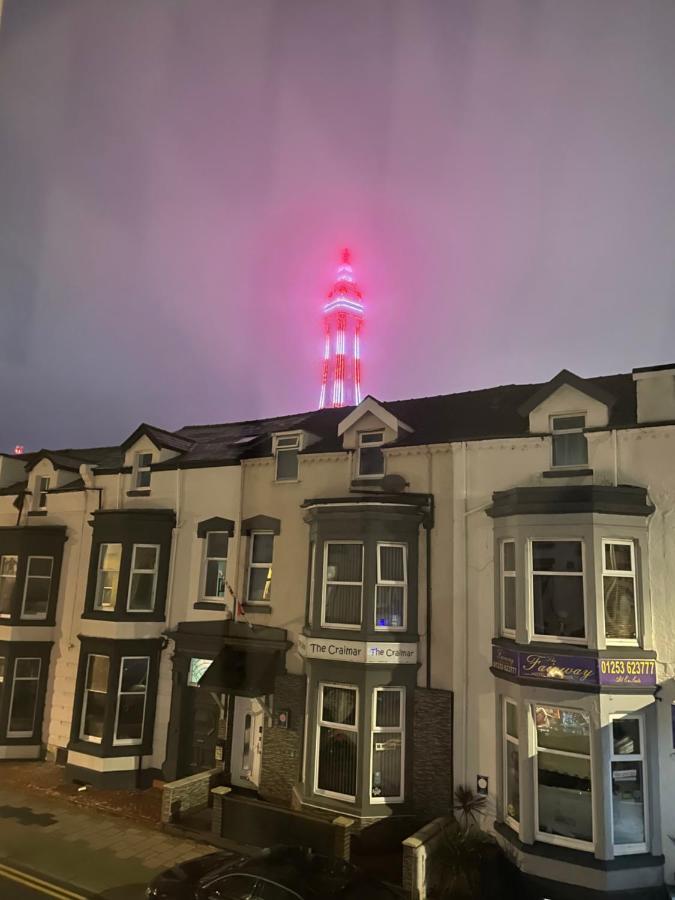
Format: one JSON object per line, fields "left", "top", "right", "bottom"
{"left": 322, "top": 542, "right": 363, "bottom": 628}
{"left": 503, "top": 699, "right": 520, "bottom": 830}
{"left": 603, "top": 541, "right": 638, "bottom": 643}
{"left": 531, "top": 541, "right": 585, "bottom": 642}
{"left": 316, "top": 684, "right": 358, "bottom": 801}
{"left": 611, "top": 716, "right": 647, "bottom": 853}
{"left": 535, "top": 705, "right": 593, "bottom": 849}
{"left": 371, "top": 687, "right": 404, "bottom": 802}
{"left": 375, "top": 544, "right": 407, "bottom": 630}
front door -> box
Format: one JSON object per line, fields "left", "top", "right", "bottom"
{"left": 230, "top": 696, "right": 264, "bottom": 790}
{"left": 179, "top": 688, "right": 221, "bottom": 777}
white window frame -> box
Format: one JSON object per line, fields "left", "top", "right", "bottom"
{"left": 500, "top": 540, "right": 516, "bottom": 638}
{"left": 602, "top": 539, "right": 639, "bottom": 646}
{"left": 246, "top": 531, "right": 274, "bottom": 605}
{"left": 273, "top": 432, "right": 302, "bottom": 482}
{"left": 321, "top": 541, "right": 363, "bottom": 630}
{"left": 126, "top": 544, "right": 160, "bottom": 613}
{"left": 202, "top": 532, "right": 228, "bottom": 601}
{"left": 533, "top": 703, "right": 595, "bottom": 852}
{"left": 357, "top": 430, "right": 385, "bottom": 478}
{"left": 35, "top": 475, "right": 50, "bottom": 510}
{"left": 370, "top": 686, "right": 405, "bottom": 804}
{"left": 133, "top": 451, "right": 153, "bottom": 489}
{"left": 7, "top": 657, "right": 41, "bottom": 738}
{"left": 113, "top": 655, "right": 150, "bottom": 747}
{"left": 94, "top": 543, "right": 122, "bottom": 612}
{"left": 80, "top": 654, "right": 110, "bottom": 743}
{"left": 528, "top": 538, "right": 587, "bottom": 645}
{"left": 503, "top": 698, "right": 520, "bottom": 833}
{"left": 374, "top": 542, "right": 407, "bottom": 631}
{"left": 610, "top": 713, "right": 648, "bottom": 855}
{"left": 550, "top": 413, "right": 588, "bottom": 469}
{"left": 20, "top": 556, "right": 54, "bottom": 620}
{"left": 315, "top": 682, "right": 359, "bottom": 803}
{"left": 0, "top": 554, "right": 18, "bottom": 619}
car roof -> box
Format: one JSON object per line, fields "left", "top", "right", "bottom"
{"left": 209, "top": 848, "right": 357, "bottom": 898}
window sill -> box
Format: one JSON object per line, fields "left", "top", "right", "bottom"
{"left": 241, "top": 604, "right": 272, "bottom": 615}
{"left": 126, "top": 489, "right": 151, "bottom": 497}
{"left": 27, "top": 510, "right": 48, "bottom": 517}
{"left": 81, "top": 610, "right": 166, "bottom": 623}
{"left": 542, "top": 468, "right": 593, "bottom": 478}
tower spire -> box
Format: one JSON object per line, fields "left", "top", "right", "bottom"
{"left": 319, "top": 249, "right": 364, "bottom": 409}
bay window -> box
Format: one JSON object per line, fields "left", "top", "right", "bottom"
{"left": 21, "top": 557, "right": 53, "bottom": 619}
{"left": 322, "top": 542, "right": 363, "bottom": 628}
{"left": 316, "top": 684, "right": 358, "bottom": 801}
{"left": 7, "top": 658, "right": 41, "bottom": 738}
{"left": 375, "top": 543, "right": 407, "bottom": 630}
{"left": 611, "top": 716, "right": 647, "bottom": 853}
{"left": 535, "top": 705, "right": 593, "bottom": 848}
{"left": 203, "top": 532, "right": 228, "bottom": 601}
{"left": 127, "top": 544, "right": 160, "bottom": 612}
{"left": 80, "top": 654, "right": 109, "bottom": 742}
{"left": 501, "top": 541, "right": 516, "bottom": 636}
{"left": 114, "top": 657, "right": 150, "bottom": 745}
{"left": 603, "top": 541, "right": 637, "bottom": 642}
{"left": 531, "top": 541, "right": 585, "bottom": 642}
{"left": 94, "top": 544, "right": 122, "bottom": 611}
{"left": 0, "top": 555, "right": 17, "bottom": 617}
{"left": 246, "top": 532, "right": 274, "bottom": 604}
{"left": 503, "top": 699, "right": 520, "bottom": 831}
{"left": 371, "top": 687, "right": 404, "bottom": 802}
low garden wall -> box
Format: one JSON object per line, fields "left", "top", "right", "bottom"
{"left": 161, "top": 767, "right": 222, "bottom": 824}
{"left": 402, "top": 816, "right": 450, "bottom": 900}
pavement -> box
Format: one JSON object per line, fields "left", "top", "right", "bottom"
{"left": 0, "top": 782, "right": 217, "bottom": 899}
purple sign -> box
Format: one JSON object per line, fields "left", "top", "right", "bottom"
{"left": 491, "top": 645, "right": 657, "bottom": 687}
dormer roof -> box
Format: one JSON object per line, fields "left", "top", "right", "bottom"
{"left": 337, "top": 395, "right": 413, "bottom": 437}
{"left": 517, "top": 369, "right": 617, "bottom": 418}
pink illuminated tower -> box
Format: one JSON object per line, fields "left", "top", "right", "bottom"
{"left": 319, "top": 248, "right": 364, "bottom": 408}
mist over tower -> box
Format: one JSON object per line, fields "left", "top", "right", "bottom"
{"left": 318, "top": 248, "right": 364, "bottom": 409}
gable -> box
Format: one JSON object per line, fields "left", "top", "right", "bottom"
{"left": 527, "top": 383, "right": 610, "bottom": 432}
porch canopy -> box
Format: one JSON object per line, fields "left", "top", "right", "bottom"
{"left": 198, "top": 646, "right": 282, "bottom": 696}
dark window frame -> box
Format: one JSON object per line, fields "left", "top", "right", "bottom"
{"left": 0, "top": 640, "right": 53, "bottom": 746}
{"left": 0, "top": 526, "right": 66, "bottom": 626}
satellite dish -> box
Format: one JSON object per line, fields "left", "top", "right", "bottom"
{"left": 381, "top": 474, "right": 408, "bottom": 493}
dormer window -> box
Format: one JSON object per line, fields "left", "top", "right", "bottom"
{"left": 274, "top": 433, "right": 301, "bottom": 482}
{"left": 133, "top": 452, "right": 153, "bottom": 489}
{"left": 551, "top": 415, "right": 587, "bottom": 468}
{"left": 358, "top": 430, "right": 385, "bottom": 478}
{"left": 34, "top": 476, "right": 50, "bottom": 511}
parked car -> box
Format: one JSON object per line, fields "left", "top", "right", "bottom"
{"left": 146, "top": 845, "right": 399, "bottom": 899}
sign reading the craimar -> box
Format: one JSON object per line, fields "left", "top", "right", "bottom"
{"left": 298, "top": 635, "right": 418, "bottom": 665}
{"left": 491, "top": 645, "right": 656, "bottom": 687}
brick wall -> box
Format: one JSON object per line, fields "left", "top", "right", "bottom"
{"left": 161, "top": 767, "right": 222, "bottom": 823}
{"left": 412, "top": 687, "right": 453, "bottom": 818}
{"left": 259, "top": 673, "right": 307, "bottom": 805}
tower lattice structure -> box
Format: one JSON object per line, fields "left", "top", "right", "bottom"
{"left": 319, "top": 248, "right": 364, "bottom": 409}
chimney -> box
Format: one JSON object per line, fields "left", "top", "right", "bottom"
{"left": 632, "top": 364, "right": 675, "bottom": 424}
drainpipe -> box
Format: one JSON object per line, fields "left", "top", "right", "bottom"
{"left": 163, "top": 467, "right": 182, "bottom": 628}
{"left": 425, "top": 449, "right": 435, "bottom": 689}
{"left": 232, "top": 461, "right": 246, "bottom": 623}
{"left": 14, "top": 490, "right": 28, "bottom": 526}
{"left": 612, "top": 429, "right": 619, "bottom": 487}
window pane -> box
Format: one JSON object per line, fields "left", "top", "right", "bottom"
{"left": 87, "top": 656, "right": 109, "bottom": 693}
{"left": 327, "top": 544, "right": 362, "bottom": 582}
{"left": 0, "top": 556, "right": 17, "bottom": 615}
{"left": 372, "top": 732, "right": 402, "bottom": 798}
{"left": 375, "top": 586, "right": 404, "bottom": 628}
{"left": 533, "top": 542, "right": 582, "bottom": 573}
{"left": 0, "top": 657, "right": 4, "bottom": 683}
{"left": 325, "top": 584, "right": 361, "bottom": 625}
{"left": 538, "top": 752, "right": 592, "bottom": 842}
{"left": 533, "top": 574, "right": 585, "bottom": 638}
{"left": 503, "top": 578, "right": 516, "bottom": 631}
{"left": 137, "top": 469, "right": 151, "bottom": 488}
{"left": 205, "top": 559, "right": 226, "bottom": 598}
{"left": 375, "top": 691, "right": 401, "bottom": 728}
{"left": 612, "top": 762, "right": 645, "bottom": 845}
{"left": 95, "top": 571, "right": 118, "bottom": 610}
{"left": 128, "top": 572, "right": 155, "bottom": 611}
{"left": 536, "top": 707, "right": 590, "bottom": 754}
{"left": 553, "top": 416, "right": 586, "bottom": 431}
{"left": 120, "top": 658, "right": 149, "bottom": 693}
{"left": 359, "top": 446, "right": 384, "bottom": 476}
{"left": 134, "top": 546, "right": 157, "bottom": 570}
{"left": 116, "top": 694, "right": 145, "bottom": 741}
{"left": 83, "top": 692, "right": 106, "bottom": 739}
{"left": 503, "top": 542, "right": 515, "bottom": 572}
{"left": 16, "top": 658, "right": 40, "bottom": 679}
{"left": 506, "top": 743, "right": 520, "bottom": 823}
{"left": 505, "top": 703, "right": 518, "bottom": 739}
{"left": 322, "top": 686, "right": 356, "bottom": 726}
{"left": 138, "top": 453, "right": 153, "bottom": 467}
{"left": 379, "top": 545, "right": 404, "bottom": 582}
{"left": 23, "top": 578, "right": 50, "bottom": 617}
{"left": 613, "top": 719, "right": 641, "bottom": 756}
{"left": 252, "top": 534, "right": 274, "bottom": 564}
{"left": 0, "top": 556, "right": 18, "bottom": 577}
{"left": 9, "top": 679, "right": 39, "bottom": 734}
{"left": 605, "top": 543, "right": 632, "bottom": 572}
{"left": 28, "top": 557, "right": 53, "bottom": 577}
{"left": 604, "top": 577, "right": 636, "bottom": 640}
{"left": 207, "top": 532, "right": 228, "bottom": 559}
{"left": 276, "top": 448, "right": 298, "bottom": 480}
{"left": 100, "top": 544, "right": 122, "bottom": 571}
{"left": 318, "top": 727, "right": 357, "bottom": 797}
{"left": 248, "top": 566, "right": 272, "bottom": 602}
{"left": 552, "top": 432, "right": 588, "bottom": 466}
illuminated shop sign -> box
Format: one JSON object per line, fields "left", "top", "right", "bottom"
{"left": 491, "top": 645, "right": 656, "bottom": 687}
{"left": 297, "top": 635, "right": 417, "bottom": 665}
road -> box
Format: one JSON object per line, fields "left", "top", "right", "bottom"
{"left": 0, "top": 863, "right": 91, "bottom": 899}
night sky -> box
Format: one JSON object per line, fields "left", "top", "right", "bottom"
{"left": 1, "top": 1, "right": 675, "bottom": 452}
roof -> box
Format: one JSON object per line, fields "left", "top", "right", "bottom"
{"left": 0, "top": 370, "right": 640, "bottom": 487}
